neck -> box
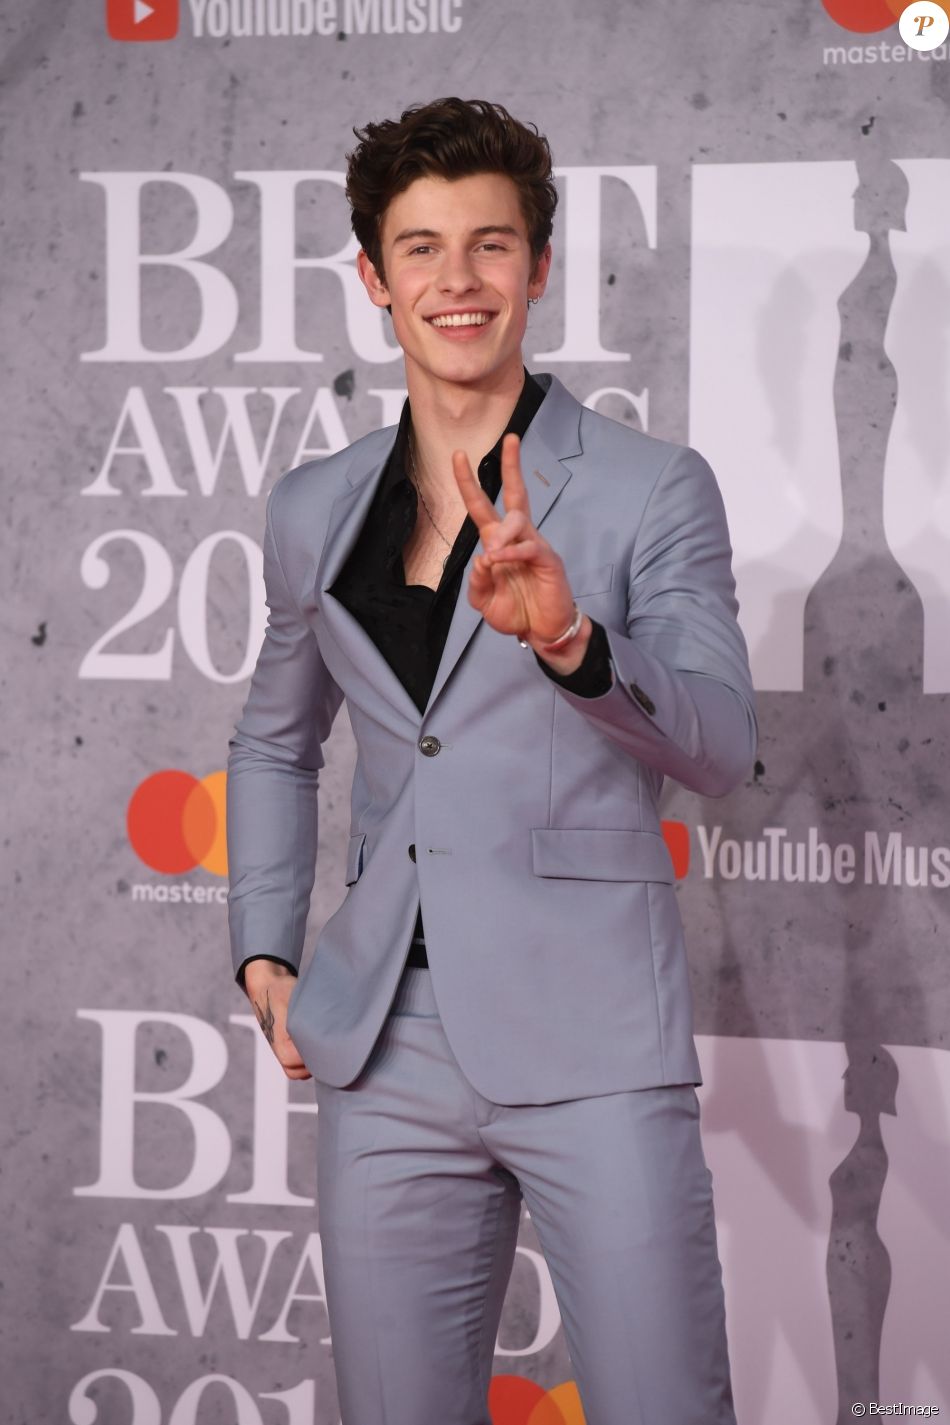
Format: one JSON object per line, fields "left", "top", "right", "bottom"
{"left": 405, "top": 362, "right": 526, "bottom": 492}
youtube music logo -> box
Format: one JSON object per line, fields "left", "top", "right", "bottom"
{"left": 107, "top": 0, "right": 178, "bottom": 40}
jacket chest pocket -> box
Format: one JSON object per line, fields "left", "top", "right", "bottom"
{"left": 565, "top": 563, "right": 615, "bottom": 599}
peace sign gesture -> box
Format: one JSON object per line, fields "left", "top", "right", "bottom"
{"left": 452, "top": 434, "right": 589, "bottom": 666}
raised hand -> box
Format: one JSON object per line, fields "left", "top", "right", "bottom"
{"left": 452, "top": 433, "right": 582, "bottom": 653}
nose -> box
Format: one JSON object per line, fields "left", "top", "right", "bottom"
{"left": 438, "top": 244, "right": 480, "bottom": 295}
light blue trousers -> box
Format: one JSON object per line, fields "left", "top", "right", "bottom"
{"left": 315, "top": 967, "right": 736, "bottom": 1425}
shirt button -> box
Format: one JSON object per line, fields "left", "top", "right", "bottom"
{"left": 419, "top": 734, "right": 441, "bottom": 757}
{"left": 408, "top": 844, "right": 416, "bottom": 862}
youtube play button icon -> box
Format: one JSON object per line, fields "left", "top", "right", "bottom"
{"left": 107, "top": 0, "right": 179, "bottom": 41}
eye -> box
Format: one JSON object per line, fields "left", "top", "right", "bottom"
{"left": 408, "top": 244, "right": 435, "bottom": 256}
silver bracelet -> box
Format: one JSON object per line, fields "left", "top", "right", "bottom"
{"left": 518, "top": 604, "right": 583, "bottom": 653}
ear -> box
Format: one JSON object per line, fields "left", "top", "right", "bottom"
{"left": 528, "top": 242, "right": 552, "bottom": 302}
{"left": 357, "top": 249, "right": 391, "bottom": 309}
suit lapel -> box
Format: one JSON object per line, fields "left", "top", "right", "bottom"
{"left": 424, "top": 376, "right": 583, "bottom": 715}
{"left": 316, "top": 430, "right": 423, "bottom": 725}
{"left": 318, "top": 430, "right": 394, "bottom": 590}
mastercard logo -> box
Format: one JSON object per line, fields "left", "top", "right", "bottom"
{"left": 127, "top": 770, "right": 227, "bottom": 877}
{"left": 822, "top": 0, "right": 946, "bottom": 31}
{"left": 489, "top": 1375, "right": 585, "bottom": 1424}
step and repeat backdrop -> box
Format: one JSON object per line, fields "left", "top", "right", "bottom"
{"left": 4, "top": 0, "right": 950, "bottom": 1421}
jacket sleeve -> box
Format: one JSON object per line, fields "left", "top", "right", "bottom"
{"left": 226, "top": 481, "right": 344, "bottom": 980}
{"left": 545, "top": 443, "right": 757, "bottom": 798}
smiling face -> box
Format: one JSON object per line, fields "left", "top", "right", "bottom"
{"left": 357, "top": 171, "right": 551, "bottom": 400}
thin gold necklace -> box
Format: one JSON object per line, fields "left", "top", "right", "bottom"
{"left": 407, "top": 433, "right": 454, "bottom": 566}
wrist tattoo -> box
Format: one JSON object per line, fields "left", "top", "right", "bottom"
{"left": 254, "top": 990, "right": 276, "bottom": 1047}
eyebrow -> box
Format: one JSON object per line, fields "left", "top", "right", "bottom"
{"left": 390, "top": 224, "right": 522, "bottom": 245}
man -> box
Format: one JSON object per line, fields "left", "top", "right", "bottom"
{"left": 227, "top": 97, "right": 756, "bottom": 1425}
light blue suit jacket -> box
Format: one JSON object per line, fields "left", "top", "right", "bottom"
{"left": 227, "top": 373, "right": 756, "bottom": 1104}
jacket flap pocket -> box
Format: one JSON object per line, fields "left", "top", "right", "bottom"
{"left": 531, "top": 828, "right": 674, "bottom": 883}
{"left": 345, "top": 832, "right": 366, "bottom": 886}
{"left": 564, "top": 563, "right": 614, "bottom": 598}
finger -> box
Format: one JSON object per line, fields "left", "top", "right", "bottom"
{"left": 467, "top": 553, "right": 496, "bottom": 601}
{"left": 499, "top": 433, "right": 531, "bottom": 517}
{"left": 452, "top": 449, "right": 500, "bottom": 534}
{"left": 483, "top": 508, "right": 529, "bottom": 553}
{"left": 277, "top": 1038, "right": 309, "bottom": 1074}
{"left": 484, "top": 537, "right": 543, "bottom": 564}
{"left": 484, "top": 519, "right": 561, "bottom": 572}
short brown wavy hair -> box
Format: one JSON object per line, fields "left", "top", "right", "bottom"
{"left": 346, "top": 98, "right": 557, "bottom": 280}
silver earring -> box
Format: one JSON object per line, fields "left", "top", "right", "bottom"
{"left": 528, "top": 296, "right": 540, "bottom": 306}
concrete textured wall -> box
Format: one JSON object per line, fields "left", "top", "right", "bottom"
{"left": 3, "top": 0, "right": 949, "bottom": 1420}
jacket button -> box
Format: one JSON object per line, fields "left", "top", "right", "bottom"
{"left": 419, "top": 734, "right": 441, "bottom": 757}
{"left": 408, "top": 844, "right": 416, "bottom": 862}
{"left": 629, "top": 682, "right": 657, "bottom": 717}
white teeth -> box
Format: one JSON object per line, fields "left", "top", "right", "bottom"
{"left": 430, "top": 312, "right": 491, "bottom": 328}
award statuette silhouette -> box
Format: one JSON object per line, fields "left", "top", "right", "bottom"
{"left": 667, "top": 158, "right": 949, "bottom": 1419}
